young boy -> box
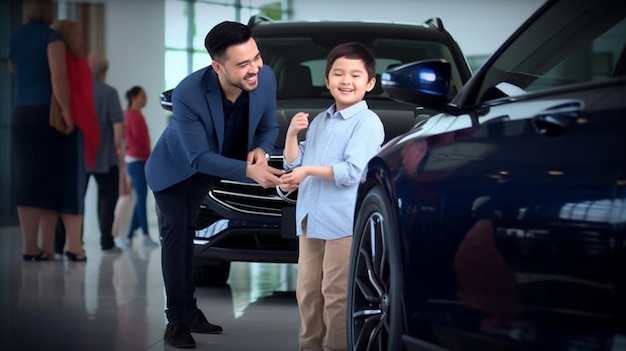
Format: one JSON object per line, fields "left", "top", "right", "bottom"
{"left": 281, "top": 42, "right": 385, "bottom": 351}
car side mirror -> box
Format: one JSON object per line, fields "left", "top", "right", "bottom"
{"left": 381, "top": 59, "right": 451, "bottom": 109}
{"left": 160, "top": 89, "right": 173, "bottom": 111}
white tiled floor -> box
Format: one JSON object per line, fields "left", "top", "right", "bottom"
{"left": 0, "top": 224, "right": 300, "bottom": 351}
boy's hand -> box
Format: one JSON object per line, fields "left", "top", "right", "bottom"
{"left": 287, "top": 112, "right": 309, "bottom": 137}
{"left": 278, "top": 182, "right": 299, "bottom": 193}
{"left": 280, "top": 167, "right": 306, "bottom": 187}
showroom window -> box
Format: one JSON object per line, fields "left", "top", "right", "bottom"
{"left": 165, "top": 0, "right": 289, "bottom": 90}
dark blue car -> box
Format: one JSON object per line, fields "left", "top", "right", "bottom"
{"left": 347, "top": 0, "right": 626, "bottom": 350}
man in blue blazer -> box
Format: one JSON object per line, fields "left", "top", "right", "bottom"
{"left": 145, "top": 21, "right": 284, "bottom": 348}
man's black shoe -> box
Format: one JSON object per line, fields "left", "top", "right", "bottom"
{"left": 164, "top": 320, "right": 196, "bottom": 348}
{"left": 187, "top": 309, "right": 223, "bottom": 334}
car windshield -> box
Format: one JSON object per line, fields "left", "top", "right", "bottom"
{"left": 256, "top": 36, "right": 464, "bottom": 100}
{"left": 477, "top": 0, "right": 626, "bottom": 103}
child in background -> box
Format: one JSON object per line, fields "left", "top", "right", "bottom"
{"left": 115, "top": 86, "right": 159, "bottom": 249}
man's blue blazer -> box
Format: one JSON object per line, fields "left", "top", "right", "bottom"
{"left": 145, "top": 65, "right": 279, "bottom": 192}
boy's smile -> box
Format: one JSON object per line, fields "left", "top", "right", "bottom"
{"left": 325, "top": 57, "right": 375, "bottom": 111}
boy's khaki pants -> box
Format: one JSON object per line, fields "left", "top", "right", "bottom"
{"left": 297, "top": 229, "right": 353, "bottom": 351}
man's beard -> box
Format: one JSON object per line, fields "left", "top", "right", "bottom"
{"left": 228, "top": 73, "right": 258, "bottom": 92}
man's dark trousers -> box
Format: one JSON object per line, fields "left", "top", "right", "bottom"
{"left": 154, "top": 173, "right": 213, "bottom": 322}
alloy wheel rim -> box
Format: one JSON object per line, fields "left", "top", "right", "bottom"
{"left": 351, "top": 212, "right": 391, "bottom": 351}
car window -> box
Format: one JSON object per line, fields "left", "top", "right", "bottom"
{"left": 256, "top": 36, "right": 464, "bottom": 100}
{"left": 299, "top": 58, "right": 402, "bottom": 88}
{"left": 477, "top": 0, "right": 626, "bottom": 103}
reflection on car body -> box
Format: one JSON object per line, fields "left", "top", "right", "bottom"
{"left": 195, "top": 219, "right": 228, "bottom": 240}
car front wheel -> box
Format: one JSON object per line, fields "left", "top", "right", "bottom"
{"left": 347, "top": 185, "right": 404, "bottom": 351}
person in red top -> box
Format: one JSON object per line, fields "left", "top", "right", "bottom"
{"left": 116, "top": 86, "right": 159, "bottom": 249}
{"left": 49, "top": 19, "right": 100, "bottom": 261}
{"left": 51, "top": 20, "right": 100, "bottom": 168}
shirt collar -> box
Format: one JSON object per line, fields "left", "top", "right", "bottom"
{"left": 220, "top": 87, "right": 248, "bottom": 106}
{"left": 325, "top": 100, "right": 369, "bottom": 120}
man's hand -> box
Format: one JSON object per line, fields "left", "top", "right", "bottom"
{"left": 246, "top": 163, "right": 284, "bottom": 188}
{"left": 247, "top": 148, "right": 268, "bottom": 165}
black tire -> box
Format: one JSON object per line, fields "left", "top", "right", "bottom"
{"left": 347, "top": 186, "right": 404, "bottom": 351}
{"left": 193, "top": 261, "right": 231, "bottom": 286}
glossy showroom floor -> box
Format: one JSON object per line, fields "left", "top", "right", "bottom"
{"left": 0, "top": 223, "right": 300, "bottom": 351}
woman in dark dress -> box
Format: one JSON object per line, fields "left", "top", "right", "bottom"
{"left": 8, "top": 0, "right": 85, "bottom": 260}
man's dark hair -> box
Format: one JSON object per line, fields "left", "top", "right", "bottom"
{"left": 325, "top": 42, "right": 376, "bottom": 80}
{"left": 204, "top": 21, "right": 252, "bottom": 61}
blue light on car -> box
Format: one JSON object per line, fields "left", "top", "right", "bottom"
{"left": 418, "top": 68, "right": 437, "bottom": 82}
{"left": 381, "top": 72, "right": 396, "bottom": 86}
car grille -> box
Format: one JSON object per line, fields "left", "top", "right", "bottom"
{"left": 208, "top": 156, "right": 292, "bottom": 216}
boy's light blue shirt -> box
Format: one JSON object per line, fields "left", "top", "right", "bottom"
{"left": 284, "top": 100, "right": 385, "bottom": 240}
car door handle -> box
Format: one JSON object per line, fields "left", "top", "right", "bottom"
{"left": 532, "top": 101, "right": 582, "bottom": 136}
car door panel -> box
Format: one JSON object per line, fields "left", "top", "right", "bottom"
{"left": 407, "top": 82, "right": 626, "bottom": 350}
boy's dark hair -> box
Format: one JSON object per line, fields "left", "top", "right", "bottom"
{"left": 325, "top": 42, "right": 376, "bottom": 80}
{"left": 204, "top": 21, "right": 253, "bottom": 62}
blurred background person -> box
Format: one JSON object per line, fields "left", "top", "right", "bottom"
{"left": 50, "top": 19, "right": 101, "bottom": 261}
{"left": 55, "top": 52, "right": 125, "bottom": 255}
{"left": 88, "top": 53, "right": 126, "bottom": 253}
{"left": 8, "top": 0, "right": 73, "bottom": 261}
{"left": 115, "top": 86, "right": 158, "bottom": 249}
